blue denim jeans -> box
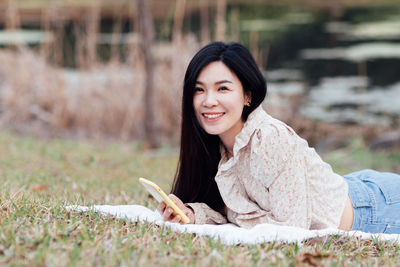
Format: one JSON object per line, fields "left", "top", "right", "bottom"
{"left": 344, "top": 169, "right": 400, "bottom": 234}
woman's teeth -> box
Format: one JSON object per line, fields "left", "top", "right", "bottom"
{"left": 203, "top": 113, "right": 224, "bottom": 119}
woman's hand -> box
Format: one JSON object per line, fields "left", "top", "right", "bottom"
{"left": 157, "top": 194, "right": 195, "bottom": 224}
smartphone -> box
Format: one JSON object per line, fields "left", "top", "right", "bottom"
{"left": 138, "top": 177, "right": 190, "bottom": 223}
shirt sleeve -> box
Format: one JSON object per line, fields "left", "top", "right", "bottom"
{"left": 233, "top": 126, "right": 312, "bottom": 229}
{"left": 186, "top": 203, "right": 227, "bottom": 225}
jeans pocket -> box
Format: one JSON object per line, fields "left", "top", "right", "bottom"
{"left": 359, "top": 169, "right": 400, "bottom": 204}
{"left": 345, "top": 175, "right": 374, "bottom": 208}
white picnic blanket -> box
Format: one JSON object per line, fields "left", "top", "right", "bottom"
{"left": 66, "top": 204, "right": 400, "bottom": 245}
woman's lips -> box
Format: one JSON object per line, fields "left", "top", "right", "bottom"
{"left": 202, "top": 112, "right": 225, "bottom": 121}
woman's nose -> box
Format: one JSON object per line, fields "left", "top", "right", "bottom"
{"left": 203, "top": 91, "right": 218, "bottom": 107}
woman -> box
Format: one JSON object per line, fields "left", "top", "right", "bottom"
{"left": 158, "top": 42, "right": 400, "bottom": 234}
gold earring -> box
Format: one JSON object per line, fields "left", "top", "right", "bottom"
{"left": 245, "top": 101, "right": 251, "bottom": 107}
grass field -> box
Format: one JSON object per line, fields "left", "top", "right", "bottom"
{"left": 1, "top": 131, "right": 400, "bottom": 266}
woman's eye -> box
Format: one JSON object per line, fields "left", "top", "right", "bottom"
{"left": 219, "top": 86, "right": 229, "bottom": 91}
{"left": 195, "top": 87, "right": 204, "bottom": 92}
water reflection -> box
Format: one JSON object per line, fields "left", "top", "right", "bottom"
{"left": 300, "top": 77, "right": 400, "bottom": 126}
{"left": 264, "top": 7, "right": 400, "bottom": 126}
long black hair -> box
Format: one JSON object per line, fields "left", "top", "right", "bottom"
{"left": 171, "top": 42, "right": 267, "bottom": 212}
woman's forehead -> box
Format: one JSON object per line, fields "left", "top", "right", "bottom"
{"left": 197, "top": 62, "right": 239, "bottom": 84}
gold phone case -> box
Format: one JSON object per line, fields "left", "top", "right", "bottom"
{"left": 139, "top": 177, "right": 190, "bottom": 223}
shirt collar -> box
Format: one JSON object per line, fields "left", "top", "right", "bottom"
{"left": 219, "top": 105, "right": 268, "bottom": 165}
{"left": 233, "top": 105, "right": 267, "bottom": 154}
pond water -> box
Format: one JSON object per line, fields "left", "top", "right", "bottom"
{"left": 252, "top": 4, "right": 400, "bottom": 126}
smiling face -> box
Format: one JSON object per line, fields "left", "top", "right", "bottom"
{"left": 193, "top": 61, "right": 251, "bottom": 150}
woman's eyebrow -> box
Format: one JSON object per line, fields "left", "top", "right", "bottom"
{"left": 215, "top": 80, "right": 233, "bottom": 85}
{"left": 195, "top": 80, "right": 233, "bottom": 85}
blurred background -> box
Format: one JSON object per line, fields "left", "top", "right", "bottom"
{"left": 0, "top": 0, "right": 399, "bottom": 152}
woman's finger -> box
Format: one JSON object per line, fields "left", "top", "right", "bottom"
{"left": 162, "top": 207, "right": 174, "bottom": 221}
{"left": 157, "top": 201, "right": 166, "bottom": 214}
{"left": 170, "top": 215, "right": 181, "bottom": 223}
{"left": 167, "top": 194, "right": 195, "bottom": 224}
{"left": 168, "top": 194, "right": 185, "bottom": 209}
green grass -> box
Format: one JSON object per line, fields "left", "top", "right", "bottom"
{"left": 1, "top": 131, "right": 400, "bottom": 266}
{"left": 323, "top": 138, "right": 400, "bottom": 175}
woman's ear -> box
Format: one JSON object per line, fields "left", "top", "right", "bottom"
{"left": 244, "top": 91, "right": 252, "bottom": 105}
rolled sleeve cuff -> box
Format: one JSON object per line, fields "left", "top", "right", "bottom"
{"left": 186, "top": 203, "right": 227, "bottom": 225}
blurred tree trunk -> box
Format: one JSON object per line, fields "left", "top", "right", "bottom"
{"left": 250, "top": 31, "right": 260, "bottom": 65}
{"left": 86, "top": 2, "right": 100, "bottom": 67}
{"left": 41, "top": 2, "right": 64, "bottom": 66}
{"left": 127, "top": 1, "right": 141, "bottom": 68}
{"left": 137, "top": 0, "right": 160, "bottom": 148}
{"left": 229, "top": 6, "right": 240, "bottom": 42}
{"left": 111, "top": 5, "right": 123, "bottom": 63}
{"left": 74, "top": 19, "right": 85, "bottom": 68}
{"left": 215, "top": 0, "right": 226, "bottom": 41}
{"left": 40, "top": 6, "right": 51, "bottom": 60}
{"left": 173, "top": 0, "right": 186, "bottom": 43}
{"left": 121, "top": 2, "right": 140, "bottom": 140}
{"left": 200, "top": 0, "right": 210, "bottom": 45}
{"left": 5, "top": 0, "right": 20, "bottom": 30}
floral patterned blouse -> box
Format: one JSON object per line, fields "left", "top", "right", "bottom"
{"left": 187, "top": 105, "right": 348, "bottom": 230}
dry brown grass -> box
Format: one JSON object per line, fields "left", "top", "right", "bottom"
{"left": 0, "top": 0, "right": 201, "bottom": 144}
{"left": 0, "top": 37, "right": 199, "bottom": 143}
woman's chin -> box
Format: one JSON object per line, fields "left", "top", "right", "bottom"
{"left": 203, "top": 127, "right": 223, "bottom": 136}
